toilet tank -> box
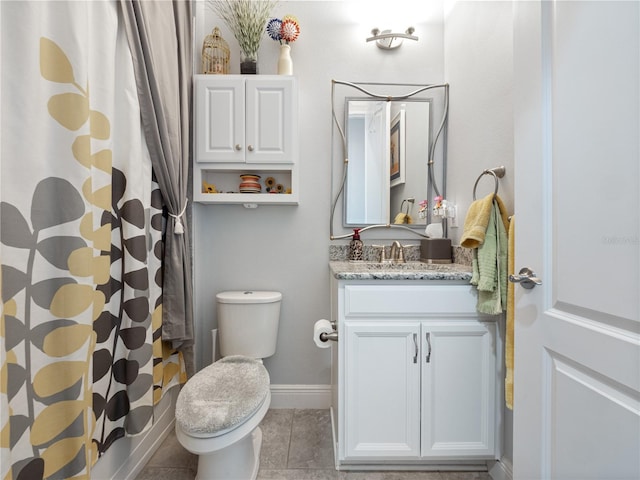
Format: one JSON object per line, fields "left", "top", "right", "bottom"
{"left": 216, "top": 291, "right": 282, "bottom": 359}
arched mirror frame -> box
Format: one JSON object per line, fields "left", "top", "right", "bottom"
{"left": 329, "top": 80, "right": 450, "bottom": 240}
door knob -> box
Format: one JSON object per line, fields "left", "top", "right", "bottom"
{"left": 235, "top": 144, "right": 242, "bottom": 151}
{"left": 509, "top": 267, "right": 542, "bottom": 289}
{"left": 247, "top": 145, "right": 254, "bottom": 152}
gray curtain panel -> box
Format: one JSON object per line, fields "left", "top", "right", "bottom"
{"left": 119, "top": 0, "right": 194, "bottom": 375}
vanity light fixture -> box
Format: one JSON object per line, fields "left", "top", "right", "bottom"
{"left": 367, "top": 27, "right": 418, "bottom": 50}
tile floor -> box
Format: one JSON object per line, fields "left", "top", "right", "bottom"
{"left": 135, "top": 409, "right": 492, "bottom": 480}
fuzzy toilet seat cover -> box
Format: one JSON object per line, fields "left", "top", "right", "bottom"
{"left": 175, "top": 355, "right": 270, "bottom": 435}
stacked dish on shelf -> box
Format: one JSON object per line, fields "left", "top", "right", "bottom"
{"left": 239, "top": 174, "right": 261, "bottom": 193}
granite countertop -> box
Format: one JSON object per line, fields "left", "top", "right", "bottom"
{"left": 329, "top": 261, "right": 473, "bottom": 281}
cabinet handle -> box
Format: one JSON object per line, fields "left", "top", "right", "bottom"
{"left": 247, "top": 145, "right": 254, "bottom": 152}
{"left": 412, "top": 333, "right": 418, "bottom": 364}
{"left": 425, "top": 332, "right": 432, "bottom": 363}
{"left": 235, "top": 144, "right": 242, "bottom": 151}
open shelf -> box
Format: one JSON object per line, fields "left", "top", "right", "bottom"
{"left": 194, "top": 167, "right": 298, "bottom": 205}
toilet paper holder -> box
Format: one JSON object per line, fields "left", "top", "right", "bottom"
{"left": 320, "top": 322, "right": 339, "bottom": 343}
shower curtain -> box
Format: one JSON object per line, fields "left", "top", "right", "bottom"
{"left": 1, "top": 1, "right": 186, "bottom": 479}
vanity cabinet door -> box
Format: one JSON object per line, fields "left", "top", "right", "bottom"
{"left": 420, "top": 321, "right": 496, "bottom": 459}
{"left": 344, "top": 322, "right": 421, "bottom": 459}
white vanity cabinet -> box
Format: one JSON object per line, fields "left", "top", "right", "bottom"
{"left": 193, "top": 75, "right": 298, "bottom": 204}
{"left": 332, "top": 279, "right": 501, "bottom": 469}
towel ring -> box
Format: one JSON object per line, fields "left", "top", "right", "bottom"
{"left": 400, "top": 198, "right": 415, "bottom": 215}
{"left": 472, "top": 166, "right": 506, "bottom": 200}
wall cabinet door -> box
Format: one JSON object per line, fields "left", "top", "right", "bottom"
{"left": 420, "top": 322, "right": 496, "bottom": 458}
{"left": 244, "top": 78, "right": 295, "bottom": 163}
{"left": 344, "top": 322, "right": 421, "bottom": 459}
{"left": 195, "top": 77, "right": 244, "bottom": 163}
{"left": 195, "top": 76, "right": 295, "bottom": 164}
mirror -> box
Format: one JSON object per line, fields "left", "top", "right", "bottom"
{"left": 345, "top": 98, "right": 431, "bottom": 226}
{"left": 330, "top": 80, "right": 449, "bottom": 240}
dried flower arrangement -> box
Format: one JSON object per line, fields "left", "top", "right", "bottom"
{"left": 209, "top": 0, "right": 278, "bottom": 73}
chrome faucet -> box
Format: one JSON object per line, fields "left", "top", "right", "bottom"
{"left": 389, "top": 241, "right": 405, "bottom": 263}
{"left": 374, "top": 241, "right": 407, "bottom": 263}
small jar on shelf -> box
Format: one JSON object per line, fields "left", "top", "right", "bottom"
{"left": 239, "top": 174, "right": 261, "bottom": 193}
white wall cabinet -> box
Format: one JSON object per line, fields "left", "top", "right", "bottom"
{"left": 193, "top": 75, "right": 298, "bottom": 204}
{"left": 332, "top": 280, "right": 501, "bottom": 469}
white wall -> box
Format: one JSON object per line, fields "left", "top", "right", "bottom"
{"left": 443, "top": 0, "right": 515, "bottom": 471}
{"left": 444, "top": 0, "right": 515, "bottom": 246}
{"left": 192, "top": 0, "right": 445, "bottom": 383}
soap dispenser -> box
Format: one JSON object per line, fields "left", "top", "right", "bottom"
{"left": 349, "top": 228, "right": 363, "bottom": 261}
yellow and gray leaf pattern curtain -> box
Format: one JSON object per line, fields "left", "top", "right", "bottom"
{"left": 0, "top": 2, "right": 186, "bottom": 479}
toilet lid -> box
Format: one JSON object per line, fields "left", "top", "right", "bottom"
{"left": 175, "top": 355, "right": 270, "bottom": 435}
{"left": 216, "top": 290, "right": 282, "bottom": 304}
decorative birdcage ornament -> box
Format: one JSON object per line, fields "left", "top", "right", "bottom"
{"left": 202, "top": 27, "right": 230, "bottom": 74}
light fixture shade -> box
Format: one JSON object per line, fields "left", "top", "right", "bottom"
{"left": 366, "top": 27, "right": 419, "bottom": 50}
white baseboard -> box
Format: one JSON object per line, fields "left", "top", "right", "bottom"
{"left": 488, "top": 457, "right": 513, "bottom": 480}
{"left": 269, "top": 384, "right": 332, "bottom": 409}
{"left": 90, "top": 386, "right": 179, "bottom": 480}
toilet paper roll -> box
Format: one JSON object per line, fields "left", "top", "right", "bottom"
{"left": 313, "top": 319, "right": 333, "bottom": 349}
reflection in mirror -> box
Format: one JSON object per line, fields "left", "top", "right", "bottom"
{"left": 389, "top": 101, "right": 430, "bottom": 226}
{"left": 345, "top": 99, "right": 390, "bottom": 225}
{"left": 330, "top": 80, "right": 449, "bottom": 240}
{"left": 345, "top": 99, "right": 431, "bottom": 226}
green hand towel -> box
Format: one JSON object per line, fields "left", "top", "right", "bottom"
{"left": 477, "top": 203, "right": 498, "bottom": 292}
{"left": 474, "top": 201, "right": 508, "bottom": 315}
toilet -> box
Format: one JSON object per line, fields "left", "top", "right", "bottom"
{"left": 175, "top": 291, "right": 281, "bottom": 480}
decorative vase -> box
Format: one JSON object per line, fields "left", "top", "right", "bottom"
{"left": 277, "top": 44, "right": 293, "bottom": 75}
{"left": 239, "top": 174, "right": 261, "bottom": 193}
{"left": 240, "top": 52, "right": 258, "bottom": 74}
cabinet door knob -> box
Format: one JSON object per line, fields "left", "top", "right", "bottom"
{"left": 412, "top": 333, "right": 418, "bottom": 364}
{"left": 235, "top": 144, "right": 242, "bottom": 151}
{"left": 425, "top": 332, "right": 432, "bottom": 363}
{"left": 247, "top": 145, "right": 254, "bottom": 152}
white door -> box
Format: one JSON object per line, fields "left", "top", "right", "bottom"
{"left": 513, "top": 2, "right": 640, "bottom": 479}
{"left": 421, "top": 322, "right": 496, "bottom": 459}
{"left": 343, "top": 322, "right": 421, "bottom": 459}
